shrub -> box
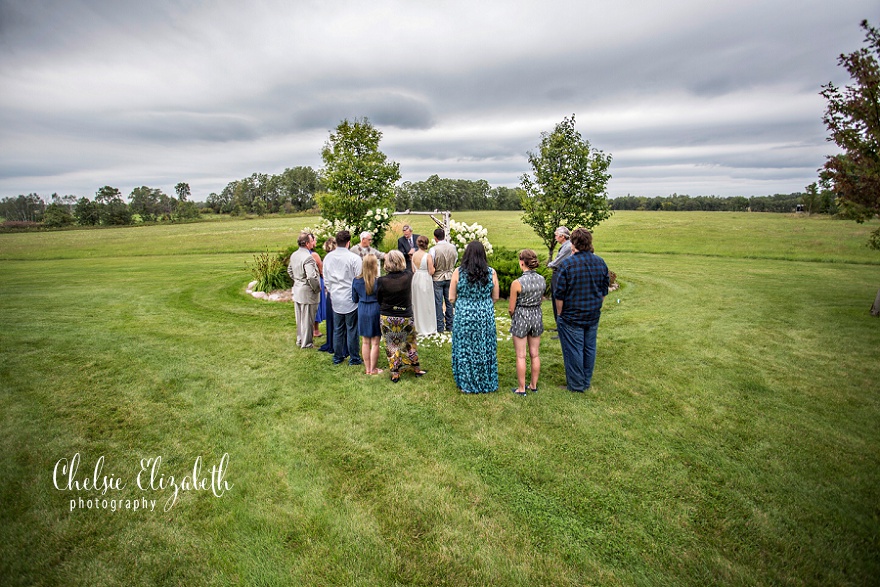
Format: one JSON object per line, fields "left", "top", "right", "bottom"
{"left": 247, "top": 250, "right": 292, "bottom": 293}
{"left": 489, "top": 247, "right": 551, "bottom": 298}
{"left": 0, "top": 221, "right": 43, "bottom": 232}
{"left": 868, "top": 227, "right": 880, "bottom": 250}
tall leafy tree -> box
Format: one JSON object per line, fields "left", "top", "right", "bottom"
{"left": 278, "top": 166, "right": 322, "bottom": 212}
{"left": 94, "top": 186, "right": 132, "bottom": 225}
{"left": 820, "top": 20, "right": 880, "bottom": 248}
{"left": 171, "top": 181, "right": 201, "bottom": 220}
{"left": 43, "top": 203, "right": 74, "bottom": 227}
{"left": 520, "top": 114, "right": 613, "bottom": 260}
{"left": 317, "top": 117, "right": 400, "bottom": 229}
{"left": 73, "top": 197, "right": 99, "bottom": 226}
{"left": 491, "top": 186, "right": 525, "bottom": 210}
{"left": 51, "top": 194, "right": 78, "bottom": 214}
{"left": 175, "top": 182, "right": 191, "bottom": 202}
{"left": 0, "top": 194, "right": 45, "bottom": 222}
{"left": 129, "top": 186, "right": 166, "bottom": 222}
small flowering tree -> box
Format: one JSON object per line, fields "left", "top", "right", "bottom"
{"left": 448, "top": 220, "right": 493, "bottom": 255}
{"left": 317, "top": 117, "right": 400, "bottom": 231}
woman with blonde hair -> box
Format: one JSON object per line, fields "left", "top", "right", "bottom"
{"left": 508, "top": 249, "right": 545, "bottom": 395}
{"left": 376, "top": 250, "right": 427, "bottom": 382}
{"left": 352, "top": 254, "right": 382, "bottom": 375}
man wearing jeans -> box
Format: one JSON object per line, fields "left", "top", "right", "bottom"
{"left": 554, "top": 228, "right": 609, "bottom": 393}
{"left": 429, "top": 228, "right": 457, "bottom": 332}
{"left": 322, "top": 230, "right": 363, "bottom": 366}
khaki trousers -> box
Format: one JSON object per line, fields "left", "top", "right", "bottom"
{"left": 294, "top": 301, "right": 318, "bottom": 348}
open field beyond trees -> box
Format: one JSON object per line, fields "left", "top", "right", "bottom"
{"left": 1, "top": 211, "right": 878, "bottom": 586}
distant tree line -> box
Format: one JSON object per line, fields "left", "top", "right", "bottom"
{"left": 610, "top": 188, "right": 837, "bottom": 214}
{"left": 0, "top": 183, "right": 200, "bottom": 228}
{"left": 205, "top": 167, "right": 323, "bottom": 215}
{"left": 3, "top": 173, "right": 847, "bottom": 231}
{"left": 205, "top": 170, "right": 524, "bottom": 215}
{"left": 395, "top": 175, "right": 524, "bottom": 211}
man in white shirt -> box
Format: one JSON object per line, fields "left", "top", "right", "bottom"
{"left": 429, "top": 228, "right": 458, "bottom": 332}
{"left": 322, "top": 230, "right": 363, "bottom": 366}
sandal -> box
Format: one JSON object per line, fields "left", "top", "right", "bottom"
{"left": 511, "top": 388, "right": 528, "bottom": 396}
{"left": 372, "top": 369, "right": 384, "bottom": 375}
{"left": 528, "top": 385, "right": 538, "bottom": 393}
{"left": 391, "top": 374, "right": 400, "bottom": 383}
{"left": 414, "top": 370, "right": 427, "bottom": 377}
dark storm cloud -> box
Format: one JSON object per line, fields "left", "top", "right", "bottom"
{"left": 288, "top": 90, "right": 435, "bottom": 131}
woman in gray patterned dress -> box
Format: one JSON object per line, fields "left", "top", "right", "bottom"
{"left": 508, "top": 249, "right": 546, "bottom": 395}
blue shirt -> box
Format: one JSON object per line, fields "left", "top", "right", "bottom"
{"left": 555, "top": 251, "right": 609, "bottom": 326}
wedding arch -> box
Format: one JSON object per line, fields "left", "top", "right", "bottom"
{"left": 393, "top": 209, "right": 452, "bottom": 236}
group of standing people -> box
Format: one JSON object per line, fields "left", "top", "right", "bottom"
{"left": 397, "top": 224, "right": 458, "bottom": 336}
{"left": 287, "top": 223, "right": 610, "bottom": 394}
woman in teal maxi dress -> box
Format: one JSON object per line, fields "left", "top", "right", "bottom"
{"left": 450, "top": 241, "right": 500, "bottom": 393}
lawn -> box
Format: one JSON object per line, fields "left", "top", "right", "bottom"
{"left": 1, "top": 212, "right": 878, "bottom": 586}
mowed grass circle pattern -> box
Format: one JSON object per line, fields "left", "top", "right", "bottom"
{"left": 1, "top": 212, "right": 878, "bottom": 586}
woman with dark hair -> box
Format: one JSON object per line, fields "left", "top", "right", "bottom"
{"left": 508, "top": 249, "right": 545, "bottom": 395}
{"left": 450, "top": 241, "right": 500, "bottom": 393}
{"left": 376, "top": 250, "right": 427, "bottom": 382}
{"left": 411, "top": 234, "right": 437, "bottom": 336}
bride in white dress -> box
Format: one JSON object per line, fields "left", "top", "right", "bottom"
{"left": 411, "top": 236, "right": 438, "bottom": 336}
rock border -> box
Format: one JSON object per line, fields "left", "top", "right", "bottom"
{"left": 246, "top": 281, "right": 292, "bottom": 302}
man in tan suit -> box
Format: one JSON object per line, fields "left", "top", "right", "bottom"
{"left": 287, "top": 232, "right": 321, "bottom": 348}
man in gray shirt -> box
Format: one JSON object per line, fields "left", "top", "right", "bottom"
{"left": 429, "top": 228, "right": 458, "bottom": 333}
{"left": 547, "top": 226, "right": 572, "bottom": 333}
{"left": 350, "top": 231, "right": 385, "bottom": 271}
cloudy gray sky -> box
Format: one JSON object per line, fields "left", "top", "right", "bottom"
{"left": 0, "top": 0, "right": 876, "bottom": 201}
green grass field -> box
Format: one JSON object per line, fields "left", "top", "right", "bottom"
{"left": 1, "top": 211, "right": 878, "bottom": 586}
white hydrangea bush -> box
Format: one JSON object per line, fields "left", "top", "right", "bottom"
{"left": 448, "top": 220, "right": 493, "bottom": 255}
{"left": 301, "top": 218, "right": 354, "bottom": 247}
{"left": 361, "top": 207, "right": 394, "bottom": 242}
{"left": 303, "top": 207, "right": 394, "bottom": 247}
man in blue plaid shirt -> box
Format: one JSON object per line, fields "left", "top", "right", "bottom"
{"left": 554, "top": 228, "right": 609, "bottom": 393}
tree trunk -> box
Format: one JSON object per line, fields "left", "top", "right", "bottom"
{"left": 871, "top": 288, "right": 880, "bottom": 317}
